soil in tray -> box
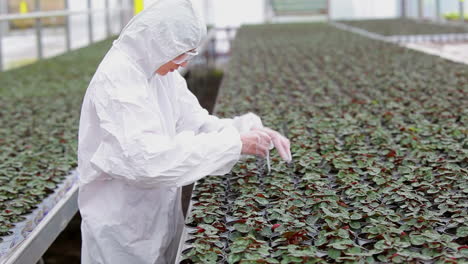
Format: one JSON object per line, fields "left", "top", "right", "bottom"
{"left": 43, "top": 213, "right": 82, "bottom": 264}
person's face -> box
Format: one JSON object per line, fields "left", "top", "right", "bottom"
{"left": 155, "top": 59, "right": 188, "bottom": 76}
{"left": 155, "top": 50, "right": 194, "bottom": 76}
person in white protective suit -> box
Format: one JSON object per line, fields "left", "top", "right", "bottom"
{"left": 77, "top": 0, "right": 292, "bottom": 263}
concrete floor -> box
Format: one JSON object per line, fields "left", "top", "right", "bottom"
{"left": 405, "top": 41, "right": 468, "bottom": 65}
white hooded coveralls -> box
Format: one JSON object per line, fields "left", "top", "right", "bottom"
{"left": 77, "top": 0, "right": 262, "bottom": 263}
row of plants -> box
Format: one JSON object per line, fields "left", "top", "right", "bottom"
{"left": 0, "top": 39, "right": 114, "bottom": 239}
{"left": 181, "top": 23, "right": 467, "bottom": 263}
{"left": 339, "top": 19, "right": 468, "bottom": 36}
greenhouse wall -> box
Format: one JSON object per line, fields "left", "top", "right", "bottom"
{"left": 67, "top": 0, "right": 129, "bottom": 49}
{"left": 145, "top": 0, "right": 400, "bottom": 26}
{"left": 142, "top": 0, "right": 468, "bottom": 25}
{"left": 330, "top": 0, "right": 399, "bottom": 20}
{"left": 144, "top": 0, "right": 265, "bottom": 27}
{"left": 399, "top": 0, "right": 468, "bottom": 19}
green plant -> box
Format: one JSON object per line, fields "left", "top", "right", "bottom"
{"left": 183, "top": 23, "right": 468, "bottom": 263}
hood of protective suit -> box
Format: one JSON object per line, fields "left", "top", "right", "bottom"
{"left": 113, "top": 0, "right": 207, "bottom": 78}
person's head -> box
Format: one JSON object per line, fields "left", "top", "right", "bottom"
{"left": 155, "top": 49, "right": 197, "bottom": 75}
{"left": 113, "top": 0, "right": 206, "bottom": 78}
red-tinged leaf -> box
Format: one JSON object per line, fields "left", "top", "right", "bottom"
{"left": 458, "top": 245, "right": 468, "bottom": 250}
{"left": 283, "top": 230, "right": 308, "bottom": 244}
{"left": 383, "top": 111, "right": 394, "bottom": 118}
{"left": 256, "top": 194, "right": 266, "bottom": 198}
{"left": 196, "top": 227, "right": 205, "bottom": 233}
{"left": 386, "top": 149, "right": 397, "bottom": 158}
{"left": 236, "top": 219, "right": 247, "bottom": 224}
{"left": 213, "top": 222, "right": 227, "bottom": 232}
{"left": 351, "top": 98, "right": 366, "bottom": 104}
{"left": 272, "top": 224, "right": 281, "bottom": 231}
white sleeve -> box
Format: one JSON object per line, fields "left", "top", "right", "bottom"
{"left": 174, "top": 73, "right": 264, "bottom": 134}
{"left": 88, "top": 76, "right": 242, "bottom": 188}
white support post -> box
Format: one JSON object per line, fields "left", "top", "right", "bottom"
{"left": 120, "top": 0, "right": 128, "bottom": 32}
{"left": 105, "top": 0, "right": 111, "bottom": 37}
{"left": 35, "top": 0, "right": 43, "bottom": 59}
{"left": 0, "top": 0, "right": 6, "bottom": 32}
{"left": 87, "top": 0, "right": 93, "bottom": 44}
{"left": 64, "top": 0, "right": 71, "bottom": 51}
{"left": 0, "top": 22, "right": 2, "bottom": 71}
{"left": 0, "top": 0, "right": 4, "bottom": 71}
{"left": 460, "top": 0, "right": 465, "bottom": 23}
{"left": 418, "top": 0, "right": 423, "bottom": 19}
{"left": 401, "top": 0, "right": 406, "bottom": 18}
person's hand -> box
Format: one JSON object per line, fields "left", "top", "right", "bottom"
{"left": 253, "top": 127, "right": 292, "bottom": 162}
{"left": 240, "top": 130, "right": 272, "bottom": 158}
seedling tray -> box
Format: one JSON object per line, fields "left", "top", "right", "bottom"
{"left": 178, "top": 23, "right": 468, "bottom": 263}
{"left": 0, "top": 172, "right": 78, "bottom": 264}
